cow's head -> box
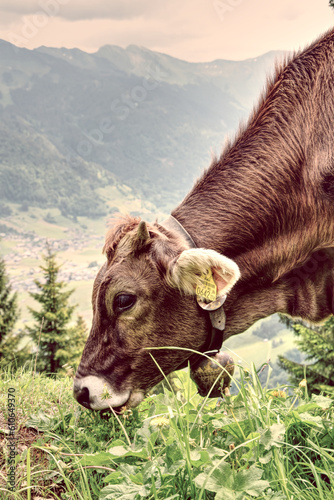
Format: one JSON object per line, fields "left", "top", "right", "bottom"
{"left": 73, "top": 216, "right": 240, "bottom": 411}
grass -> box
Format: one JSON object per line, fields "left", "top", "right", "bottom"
{"left": 0, "top": 360, "right": 333, "bottom": 499}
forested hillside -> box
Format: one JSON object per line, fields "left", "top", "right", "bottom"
{"left": 0, "top": 39, "right": 282, "bottom": 216}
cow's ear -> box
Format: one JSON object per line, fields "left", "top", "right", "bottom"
{"left": 167, "top": 248, "right": 240, "bottom": 297}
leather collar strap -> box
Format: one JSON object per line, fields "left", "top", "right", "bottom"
{"left": 161, "top": 215, "right": 197, "bottom": 248}
{"left": 161, "top": 215, "right": 225, "bottom": 370}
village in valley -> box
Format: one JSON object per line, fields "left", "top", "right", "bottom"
{"left": 1, "top": 227, "right": 105, "bottom": 294}
{"left": 0, "top": 186, "right": 158, "bottom": 325}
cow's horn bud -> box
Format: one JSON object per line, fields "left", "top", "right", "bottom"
{"left": 137, "top": 221, "right": 150, "bottom": 240}
{"left": 190, "top": 351, "right": 234, "bottom": 398}
{"left": 134, "top": 221, "right": 150, "bottom": 251}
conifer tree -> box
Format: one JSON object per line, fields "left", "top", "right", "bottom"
{"left": 56, "top": 315, "right": 88, "bottom": 374}
{"left": 0, "top": 256, "right": 20, "bottom": 362}
{"left": 27, "top": 246, "right": 86, "bottom": 374}
{"left": 278, "top": 316, "right": 334, "bottom": 395}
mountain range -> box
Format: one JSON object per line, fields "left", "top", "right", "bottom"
{"left": 0, "top": 39, "right": 284, "bottom": 217}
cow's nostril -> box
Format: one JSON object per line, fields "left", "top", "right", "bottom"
{"left": 74, "top": 386, "right": 91, "bottom": 409}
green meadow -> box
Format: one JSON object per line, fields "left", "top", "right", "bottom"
{"left": 1, "top": 362, "right": 333, "bottom": 499}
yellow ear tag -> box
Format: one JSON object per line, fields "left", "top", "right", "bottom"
{"left": 196, "top": 269, "right": 217, "bottom": 302}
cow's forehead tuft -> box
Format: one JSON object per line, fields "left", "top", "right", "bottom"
{"left": 103, "top": 215, "right": 141, "bottom": 260}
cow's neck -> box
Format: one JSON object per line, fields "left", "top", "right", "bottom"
{"left": 223, "top": 249, "right": 334, "bottom": 339}
{"left": 173, "top": 29, "right": 334, "bottom": 279}
{"left": 173, "top": 172, "right": 334, "bottom": 336}
{"left": 172, "top": 33, "right": 334, "bottom": 335}
{"left": 172, "top": 117, "right": 334, "bottom": 335}
{"left": 173, "top": 136, "right": 330, "bottom": 277}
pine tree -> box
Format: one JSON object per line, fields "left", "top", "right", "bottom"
{"left": 0, "top": 256, "right": 20, "bottom": 362}
{"left": 56, "top": 315, "right": 88, "bottom": 374}
{"left": 27, "top": 246, "right": 84, "bottom": 374}
{"left": 278, "top": 316, "right": 334, "bottom": 395}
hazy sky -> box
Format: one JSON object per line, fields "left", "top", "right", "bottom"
{"left": 0, "top": 0, "right": 333, "bottom": 61}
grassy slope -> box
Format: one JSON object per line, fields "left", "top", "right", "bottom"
{"left": 0, "top": 364, "right": 333, "bottom": 499}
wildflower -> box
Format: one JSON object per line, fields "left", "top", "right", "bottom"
{"left": 101, "top": 384, "right": 112, "bottom": 400}
{"left": 270, "top": 390, "right": 287, "bottom": 399}
{"left": 122, "top": 408, "right": 133, "bottom": 419}
{"left": 149, "top": 416, "right": 170, "bottom": 428}
{"left": 299, "top": 379, "right": 307, "bottom": 387}
{"left": 224, "top": 387, "right": 231, "bottom": 398}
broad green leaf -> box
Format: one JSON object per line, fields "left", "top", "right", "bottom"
{"left": 259, "top": 423, "right": 285, "bottom": 450}
{"left": 100, "top": 463, "right": 151, "bottom": 498}
{"left": 206, "top": 446, "right": 228, "bottom": 458}
{"left": 129, "top": 472, "right": 143, "bottom": 485}
{"left": 311, "top": 394, "right": 333, "bottom": 409}
{"left": 211, "top": 417, "right": 234, "bottom": 428}
{"left": 259, "top": 451, "right": 272, "bottom": 464}
{"left": 161, "top": 459, "right": 186, "bottom": 476}
{"left": 297, "top": 412, "right": 322, "bottom": 425}
{"left": 194, "top": 462, "right": 232, "bottom": 492}
{"left": 103, "top": 471, "right": 123, "bottom": 484}
{"left": 215, "top": 490, "right": 238, "bottom": 500}
{"left": 107, "top": 445, "right": 147, "bottom": 459}
{"left": 172, "top": 377, "right": 184, "bottom": 390}
{"left": 190, "top": 449, "right": 211, "bottom": 467}
{"left": 26, "top": 410, "right": 57, "bottom": 432}
{"left": 296, "top": 402, "right": 320, "bottom": 413}
{"left": 99, "top": 482, "right": 148, "bottom": 499}
{"left": 106, "top": 440, "right": 148, "bottom": 459}
{"left": 80, "top": 452, "right": 118, "bottom": 467}
{"left": 186, "top": 412, "right": 198, "bottom": 423}
{"left": 232, "top": 464, "right": 270, "bottom": 496}
{"left": 80, "top": 443, "right": 147, "bottom": 467}
{"left": 195, "top": 462, "right": 269, "bottom": 499}
{"left": 165, "top": 442, "right": 184, "bottom": 466}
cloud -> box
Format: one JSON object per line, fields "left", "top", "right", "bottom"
{"left": 0, "top": 0, "right": 332, "bottom": 61}
{"left": 278, "top": 5, "right": 303, "bottom": 22}
{"left": 0, "top": 0, "right": 156, "bottom": 21}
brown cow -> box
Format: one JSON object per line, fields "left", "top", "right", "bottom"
{"left": 74, "top": 28, "right": 334, "bottom": 411}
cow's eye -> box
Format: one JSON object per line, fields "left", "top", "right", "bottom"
{"left": 113, "top": 294, "right": 137, "bottom": 314}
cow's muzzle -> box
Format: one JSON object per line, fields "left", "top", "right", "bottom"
{"left": 73, "top": 375, "right": 143, "bottom": 411}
